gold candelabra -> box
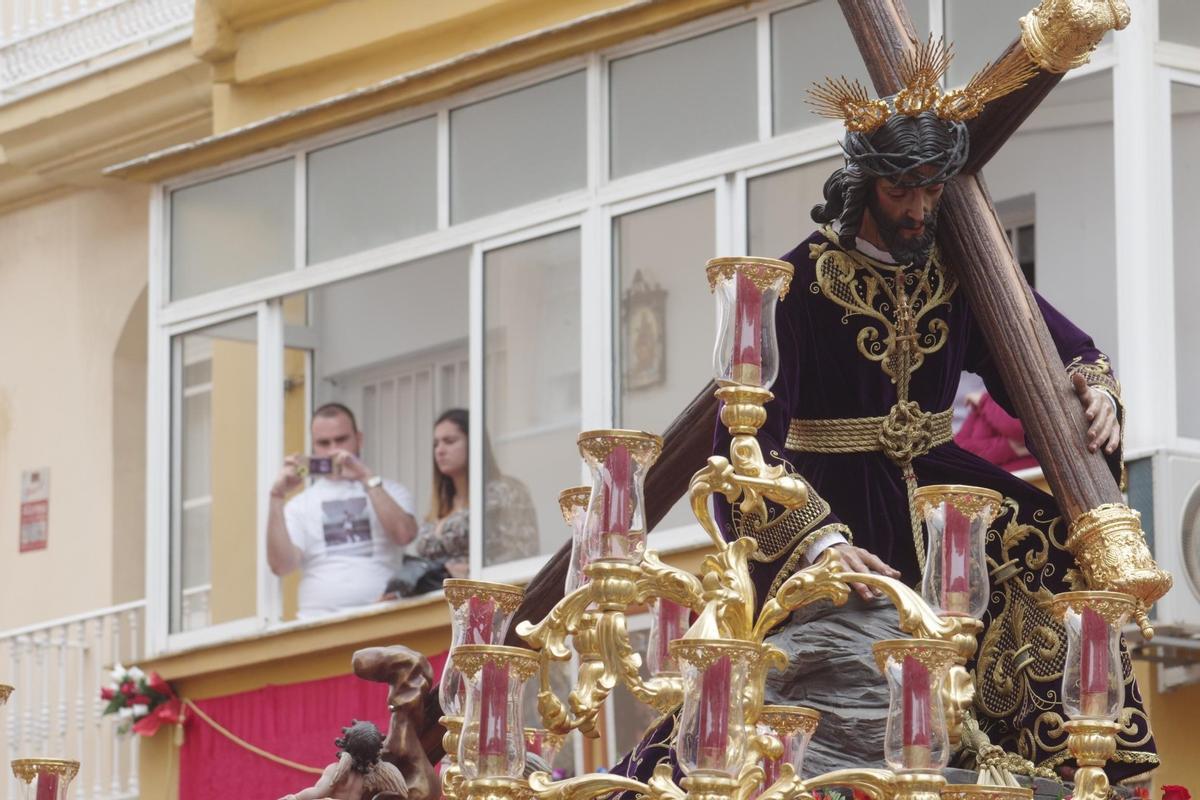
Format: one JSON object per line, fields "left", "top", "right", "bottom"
{"left": 438, "top": 255, "right": 1148, "bottom": 800}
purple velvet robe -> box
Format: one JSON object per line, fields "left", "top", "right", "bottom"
{"left": 614, "top": 228, "right": 1155, "bottom": 783}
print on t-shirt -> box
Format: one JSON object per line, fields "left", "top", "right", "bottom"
{"left": 322, "top": 497, "right": 371, "bottom": 549}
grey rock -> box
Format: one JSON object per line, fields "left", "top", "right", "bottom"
{"left": 763, "top": 595, "right": 903, "bottom": 778}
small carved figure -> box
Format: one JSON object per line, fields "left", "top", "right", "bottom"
{"left": 281, "top": 720, "right": 406, "bottom": 800}
{"left": 352, "top": 646, "right": 440, "bottom": 800}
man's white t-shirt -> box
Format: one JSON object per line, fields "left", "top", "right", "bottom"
{"left": 284, "top": 477, "right": 415, "bottom": 619}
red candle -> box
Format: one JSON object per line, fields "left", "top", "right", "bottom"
{"left": 761, "top": 750, "right": 782, "bottom": 792}
{"left": 36, "top": 771, "right": 59, "bottom": 800}
{"left": 478, "top": 660, "right": 511, "bottom": 775}
{"left": 696, "top": 655, "right": 733, "bottom": 770}
{"left": 651, "top": 600, "right": 688, "bottom": 675}
{"left": 901, "top": 655, "right": 932, "bottom": 768}
{"left": 602, "top": 446, "right": 634, "bottom": 559}
{"left": 732, "top": 270, "right": 763, "bottom": 385}
{"left": 1080, "top": 607, "right": 1110, "bottom": 717}
{"left": 466, "top": 596, "right": 495, "bottom": 645}
{"left": 941, "top": 503, "right": 971, "bottom": 615}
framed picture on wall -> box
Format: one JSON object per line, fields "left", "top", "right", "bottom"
{"left": 622, "top": 270, "right": 667, "bottom": 391}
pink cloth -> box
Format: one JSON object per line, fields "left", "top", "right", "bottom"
{"left": 180, "top": 650, "right": 448, "bottom": 800}
{"left": 954, "top": 393, "right": 1038, "bottom": 472}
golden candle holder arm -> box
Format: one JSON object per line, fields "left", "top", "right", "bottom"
{"left": 596, "top": 610, "right": 684, "bottom": 713}
{"left": 754, "top": 548, "right": 965, "bottom": 643}
{"left": 517, "top": 584, "right": 596, "bottom": 659}
{"left": 530, "top": 763, "right": 685, "bottom": 800}
{"left": 1062, "top": 719, "right": 1119, "bottom": 800}
{"left": 803, "top": 769, "right": 898, "bottom": 800}
{"left": 636, "top": 551, "right": 707, "bottom": 610}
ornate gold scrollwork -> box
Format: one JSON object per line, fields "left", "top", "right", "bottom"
{"left": 1065, "top": 503, "right": 1172, "bottom": 638}
{"left": 1019, "top": 0, "right": 1131, "bottom": 73}
{"left": 1063, "top": 719, "right": 1120, "bottom": 800}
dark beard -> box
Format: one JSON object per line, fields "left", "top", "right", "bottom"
{"left": 865, "top": 193, "right": 939, "bottom": 265}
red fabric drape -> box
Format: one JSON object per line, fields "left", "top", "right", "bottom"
{"left": 180, "top": 651, "right": 448, "bottom": 800}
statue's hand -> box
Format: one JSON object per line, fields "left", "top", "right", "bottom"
{"left": 1071, "top": 373, "right": 1120, "bottom": 455}
{"left": 831, "top": 543, "right": 901, "bottom": 601}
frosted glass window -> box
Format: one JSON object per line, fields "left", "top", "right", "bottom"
{"left": 945, "top": 0, "right": 1107, "bottom": 86}
{"left": 483, "top": 229, "right": 582, "bottom": 565}
{"left": 172, "top": 316, "right": 258, "bottom": 634}
{"left": 1173, "top": 83, "right": 1200, "bottom": 438}
{"left": 773, "top": 1, "right": 928, "bottom": 135}
{"left": 610, "top": 23, "right": 757, "bottom": 178}
{"left": 1161, "top": 0, "right": 1200, "bottom": 49}
{"left": 451, "top": 72, "right": 586, "bottom": 223}
{"left": 985, "top": 71, "right": 1116, "bottom": 365}
{"left": 307, "top": 117, "right": 437, "bottom": 264}
{"left": 170, "top": 160, "right": 294, "bottom": 300}
{"left": 748, "top": 156, "right": 843, "bottom": 257}
{"left": 615, "top": 193, "right": 715, "bottom": 531}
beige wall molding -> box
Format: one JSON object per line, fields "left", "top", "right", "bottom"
{"left": 0, "top": 43, "right": 211, "bottom": 214}
{"left": 109, "top": 0, "right": 745, "bottom": 183}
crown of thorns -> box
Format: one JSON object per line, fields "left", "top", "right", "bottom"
{"left": 807, "top": 36, "right": 1037, "bottom": 134}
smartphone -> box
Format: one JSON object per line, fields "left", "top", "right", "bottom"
{"left": 307, "top": 456, "right": 334, "bottom": 475}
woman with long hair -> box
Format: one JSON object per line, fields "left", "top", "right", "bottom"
{"left": 409, "top": 408, "right": 537, "bottom": 580}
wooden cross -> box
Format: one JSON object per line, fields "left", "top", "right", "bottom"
{"left": 501, "top": 0, "right": 1158, "bottom": 652}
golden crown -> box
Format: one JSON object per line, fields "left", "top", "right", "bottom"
{"left": 807, "top": 37, "right": 1038, "bottom": 134}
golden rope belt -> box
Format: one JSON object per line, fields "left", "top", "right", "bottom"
{"left": 785, "top": 403, "right": 953, "bottom": 570}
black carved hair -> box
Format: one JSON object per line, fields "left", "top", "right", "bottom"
{"left": 335, "top": 719, "right": 384, "bottom": 775}
{"left": 811, "top": 111, "right": 969, "bottom": 249}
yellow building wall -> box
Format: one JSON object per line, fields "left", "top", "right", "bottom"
{"left": 0, "top": 185, "right": 150, "bottom": 630}
{"left": 1137, "top": 661, "right": 1200, "bottom": 794}
{"left": 208, "top": 338, "right": 259, "bottom": 624}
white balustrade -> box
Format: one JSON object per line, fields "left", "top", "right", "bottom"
{"left": 0, "top": 600, "right": 145, "bottom": 800}
{"left": 0, "top": 0, "right": 193, "bottom": 101}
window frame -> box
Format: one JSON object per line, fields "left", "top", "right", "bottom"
{"left": 146, "top": 0, "right": 1122, "bottom": 655}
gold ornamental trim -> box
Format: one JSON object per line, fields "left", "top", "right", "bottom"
{"left": 439, "top": 715, "right": 464, "bottom": 734}
{"left": 0, "top": 685, "right": 12, "bottom": 704}
{"left": 11, "top": 758, "right": 80, "bottom": 783}
{"left": 871, "top": 638, "right": 959, "bottom": 677}
{"left": 786, "top": 409, "right": 953, "bottom": 460}
{"left": 942, "top": 787, "right": 1033, "bottom": 800}
{"left": 443, "top": 579, "right": 525, "bottom": 614}
{"left": 670, "top": 638, "right": 766, "bottom": 671}
{"left": 1019, "top": 0, "right": 1131, "bottom": 74}
{"left": 557, "top": 486, "right": 591, "bottom": 523}
{"left": 1065, "top": 503, "right": 1173, "bottom": 611}
{"left": 1043, "top": 590, "right": 1140, "bottom": 628}
{"left": 524, "top": 727, "right": 567, "bottom": 753}
{"left": 913, "top": 484, "right": 1004, "bottom": 521}
{"left": 577, "top": 429, "right": 664, "bottom": 469}
{"left": 759, "top": 705, "right": 821, "bottom": 737}
{"left": 705, "top": 256, "right": 795, "bottom": 300}
{"left": 450, "top": 644, "right": 540, "bottom": 682}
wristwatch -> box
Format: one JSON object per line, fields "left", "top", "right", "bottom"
{"left": 365, "top": 475, "right": 384, "bottom": 491}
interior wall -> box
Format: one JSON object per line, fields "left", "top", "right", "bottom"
{"left": 112, "top": 288, "right": 148, "bottom": 606}
{"left": 0, "top": 184, "right": 149, "bottom": 630}
{"left": 983, "top": 73, "right": 1119, "bottom": 364}
{"left": 208, "top": 339, "right": 258, "bottom": 625}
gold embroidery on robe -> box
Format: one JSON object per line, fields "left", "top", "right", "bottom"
{"left": 809, "top": 226, "right": 957, "bottom": 383}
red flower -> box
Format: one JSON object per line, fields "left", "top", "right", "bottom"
{"left": 146, "top": 671, "right": 175, "bottom": 698}
{"left": 1163, "top": 787, "right": 1192, "bottom": 800}
{"left": 1134, "top": 788, "right": 1151, "bottom": 800}
{"left": 100, "top": 687, "right": 116, "bottom": 701}
{"left": 131, "top": 697, "right": 183, "bottom": 737}
{"left": 120, "top": 680, "right": 136, "bottom": 696}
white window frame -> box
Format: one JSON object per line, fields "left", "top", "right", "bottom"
{"left": 146, "top": 0, "right": 1132, "bottom": 655}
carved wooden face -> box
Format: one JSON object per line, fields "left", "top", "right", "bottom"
{"left": 862, "top": 166, "right": 945, "bottom": 263}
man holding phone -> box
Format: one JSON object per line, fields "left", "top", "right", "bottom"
{"left": 267, "top": 402, "right": 418, "bottom": 619}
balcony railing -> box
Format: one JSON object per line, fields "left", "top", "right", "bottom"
{"left": 0, "top": 600, "right": 145, "bottom": 800}
{"left": 0, "top": 0, "right": 194, "bottom": 101}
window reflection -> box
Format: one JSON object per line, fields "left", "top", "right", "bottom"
{"left": 483, "top": 229, "right": 582, "bottom": 565}
{"left": 614, "top": 193, "right": 715, "bottom": 532}
{"left": 172, "top": 317, "right": 258, "bottom": 633}
{"left": 277, "top": 250, "right": 470, "bottom": 619}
